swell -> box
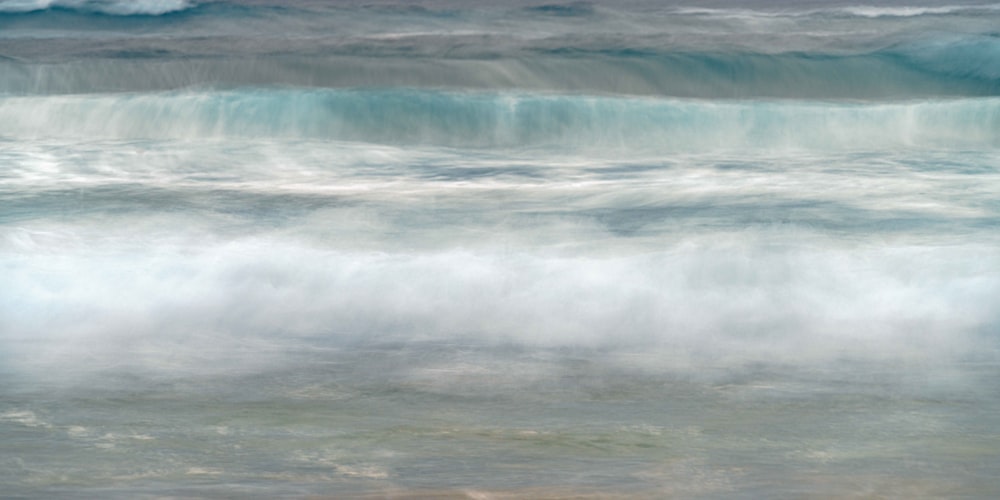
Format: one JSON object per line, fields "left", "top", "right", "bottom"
{"left": 675, "top": 3, "right": 1000, "bottom": 19}
{"left": 0, "top": 0, "right": 194, "bottom": 16}
{"left": 1, "top": 43, "right": 996, "bottom": 98}
{"left": 2, "top": 89, "right": 997, "bottom": 150}
{"left": 4, "top": 1, "right": 999, "bottom": 21}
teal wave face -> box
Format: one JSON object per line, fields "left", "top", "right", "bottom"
{"left": 892, "top": 34, "right": 1000, "bottom": 82}
{"left": 2, "top": 45, "right": 995, "bottom": 98}
{"left": 0, "top": 1, "right": 997, "bottom": 98}
{"left": 2, "top": 89, "right": 998, "bottom": 151}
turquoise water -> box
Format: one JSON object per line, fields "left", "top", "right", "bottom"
{"left": 2, "top": 0, "right": 1000, "bottom": 497}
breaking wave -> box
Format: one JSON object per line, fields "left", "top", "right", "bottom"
{"left": 3, "top": 233, "right": 997, "bottom": 378}
{"left": 0, "top": 0, "right": 193, "bottom": 15}
{"left": 1, "top": 89, "right": 997, "bottom": 151}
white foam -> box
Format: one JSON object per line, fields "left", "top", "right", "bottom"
{"left": 839, "top": 5, "right": 974, "bottom": 18}
{"left": 0, "top": 0, "right": 193, "bottom": 15}
{"left": 2, "top": 233, "right": 996, "bottom": 382}
{"left": 672, "top": 4, "right": 999, "bottom": 19}
{"left": 0, "top": 0, "right": 52, "bottom": 12}
{"left": 0, "top": 410, "right": 51, "bottom": 428}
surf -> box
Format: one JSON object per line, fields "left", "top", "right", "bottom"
{"left": 1, "top": 89, "right": 997, "bottom": 151}
{"left": 0, "top": 0, "right": 193, "bottom": 15}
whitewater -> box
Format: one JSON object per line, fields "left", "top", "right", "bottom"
{"left": 2, "top": 0, "right": 999, "bottom": 497}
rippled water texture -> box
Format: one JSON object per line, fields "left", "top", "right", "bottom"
{"left": 2, "top": 0, "right": 999, "bottom": 497}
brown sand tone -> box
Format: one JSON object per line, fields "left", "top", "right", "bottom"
{"left": 305, "top": 471, "right": 973, "bottom": 499}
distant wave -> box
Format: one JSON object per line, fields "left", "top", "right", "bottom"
{"left": 1, "top": 40, "right": 997, "bottom": 98}
{"left": 2, "top": 89, "right": 996, "bottom": 150}
{"left": 524, "top": 1, "right": 595, "bottom": 17}
{"left": 674, "top": 3, "right": 1000, "bottom": 19}
{"left": 896, "top": 34, "right": 1000, "bottom": 81}
{"left": 837, "top": 4, "right": 1000, "bottom": 18}
{"left": 0, "top": 0, "right": 193, "bottom": 15}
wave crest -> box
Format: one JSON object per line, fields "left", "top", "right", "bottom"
{"left": 0, "top": 0, "right": 193, "bottom": 15}
{"left": 1, "top": 89, "right": 997, "bottom": 151}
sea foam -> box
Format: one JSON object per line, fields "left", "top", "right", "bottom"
{"left": 0, "top": 0, "right": 192, "bottom": 15}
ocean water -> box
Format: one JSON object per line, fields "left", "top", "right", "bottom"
{"left": 2, "top": 0, "right": 1000, "bottom": 497}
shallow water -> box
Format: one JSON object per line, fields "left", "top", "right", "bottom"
{"left": 4, "top": 344, "right": 1000, "bottom": 497}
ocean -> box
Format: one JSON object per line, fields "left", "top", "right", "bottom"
{"left": 1, "top": 0, "right": 999, "bottom": 497}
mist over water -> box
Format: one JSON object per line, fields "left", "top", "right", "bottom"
{"left": 2, "top": 0, "right": 1000, "bottom": 497}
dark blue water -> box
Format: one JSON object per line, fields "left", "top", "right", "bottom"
{"left": 2, "top": 1, "right": 999, "bottom": 497}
